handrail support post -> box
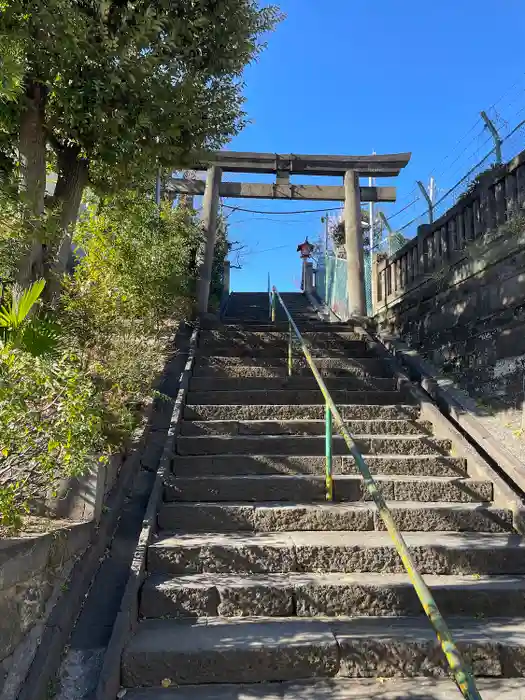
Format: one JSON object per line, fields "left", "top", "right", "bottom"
{"left": 325, "top": 403, "right": 333, "bottom": 501}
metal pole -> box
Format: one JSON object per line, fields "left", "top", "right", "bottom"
{"left": 417, "top": 180, "right": 434, "bottom": 224}
{"left": 271, "top": 289, "right": 276, "bottom": 323}
{"left": 268, "top": 273, "right": 271, "bottom": 319}
{"left": 155, "top": 167, "right": 161, "bottom": 206}
{"left": 480, "top": 110, "right": 503, "bottom": 164}
{"left": 325, "top": 403, "right": 333, "bottom": 501}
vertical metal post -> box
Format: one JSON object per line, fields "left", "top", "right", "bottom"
{"left": 155, "top": 167, "right": 162, "bottom": 206}
{"left": 481, "top": 110, "right": 503, "bottom": 164}
{"left": 417, "top": 180, "right": 434, "bottom": 224}
{"left": 287, "top": 322, "right": 293, "bottom": 377}
{"left": 325, "top": 403, "right": 333, "bottom": 501}
{"left": 271, "top": 288, "right": 276, "bottom": 323}
{"left": 268, "top": 273, "right": 271, "bottom": 319}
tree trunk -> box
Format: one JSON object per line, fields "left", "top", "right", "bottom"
{"left": 49, "top": 145, "right": 89, "bottom": 296}
{"left": 18, "top": 80, "right": 48, "bottom": 282}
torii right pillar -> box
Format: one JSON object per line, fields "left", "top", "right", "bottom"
{"left": 344, "top": 169, "right": 367, "bottom": 317}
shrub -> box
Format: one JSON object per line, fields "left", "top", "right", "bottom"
{"left": 0, "top": 347, "right": 107, "bottom": 529}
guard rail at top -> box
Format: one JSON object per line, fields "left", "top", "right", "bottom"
{"left": 270, "top": 285, "right": 482, "bottom": 700}
{"left": 375, "top": 147, "right": 525, "bottom": 312}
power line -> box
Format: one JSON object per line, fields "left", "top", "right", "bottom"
{"left": 222, "top": 204, "right": 342, "bottom": 215}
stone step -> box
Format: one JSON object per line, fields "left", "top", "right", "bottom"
{"left": 175, "top": 435, "right": 451, "bottom": 456}
{"left": 193, "top": 365, "right": 391, "bottom": 379}
{"left": 158, "top": 501, "right": 510, "bottom": 533}
{"left": 194, "top": 357, "right": 389, "bottom": 373}
{"left": 121, "top": 616, "right": 525, "bottom": 686}
{"left": 180, "top": 419, "right": 431, "bottom": 437}
{"left": 220, "top": 322, "right": 355, "bottom": 332}
{"left": 199, "top": 331, "right": 365, "bottom": 345}
{"left": 183, "top": 404, "right": 419, "bottom": 421}
{"left": 148, "top": 531, "right": 525, "bottom": 575}
{"left": 171, "top": 454, "right": 468, "bottom": 477}
{"left": 163, "top": 475, "right": 492, "bottom": 504}
{"left": 110, "top": 677, "right": 525, "bottom": 700}
{"left": 197, "top": 345, "right": 376, "bottom": 358}
{"left": 140, "top": 572, "right": 525, "bottom": 619}
{"left": 189, "top": 377, "right": 398, "bottom": 391}
{"left": 185, "top": 390, "right": 410, "bottom": 406}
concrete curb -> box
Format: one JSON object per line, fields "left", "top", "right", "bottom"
{"left": 95, "top": 324, "right": 200, "bottom": 700}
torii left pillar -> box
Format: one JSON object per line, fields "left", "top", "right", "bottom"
{"left": 197, "top": 165, "right": 222, "bottom": 314}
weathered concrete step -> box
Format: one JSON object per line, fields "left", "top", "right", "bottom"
{"left": 199, "top": 331, "right": 364, "bottom": 344}
{"left": 220, "top": 322, "right": 355, "bottom": 332}
{"left": 140, "top": 572, "right": 525, "bottom": 619}
{"left": 172, "top": 454, "right": 468, "bottom": 477}
{"left": 195, "top": 356, "right": 389, "bottom": 373}
{"left": 189, "top": 377, "right": 398, "bottom": 391}
{"left": 183, "top": 404, "right": 419, "bottom": 421}
{"left": 121, "top": 617, "right": 339, "bottom": 686}
{"left": 193, "top": 365, "right": 391, "bottom": 379}
{"left": 175, "top": 435, "right": 451, "bottom": 456}
{"left": 198, "top": 345, "right": 376, "bottom": 358}
{"left": 158, "top": 501, "right": 509, "bottom": 533}
{"left": 164, "top": 475, "right": 492, "bottom": 504}
{"left": 180, "top": 419, "right": 431, "bottom": 437}
{"left": 185, "top": 390, "right": 409, "bottom": 406}
{"left": 148, "top": 531, "right": 525, "bottom": 575}
{"left": 121, "top": 616, "right": 525, "bottom": 686}
{"left": 159, "top": 500, "right": 507, "bottom": 535}
{"left": 110, "top": 677, "right": 525, "bottom": 700}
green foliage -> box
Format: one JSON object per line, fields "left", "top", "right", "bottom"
{"left": 0, "top": 279, "right": 61, "bottom": 356}
{"left": 60, "top": 190, "right": 201, "bottom": 443}
{"left": 0, "top": 347, "right": 107, "bottom": 529}
{"left": 63, "top": 191, "right": 200, "bottom": 335}
{"left": 0, "top": 278, "right": 45, "bottom": 331}
{"left": 0, "top": 189, "right": 207, "bottom": 531}
{"left": 209, "top": 213, "right": 231, "bottom": 309}
{"left": 1, "top": 0, "right": 282, "bottom": 196}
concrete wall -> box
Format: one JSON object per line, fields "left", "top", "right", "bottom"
{"left": 374, "top": 148, "right": 525, "bottom": 415}
{"left": 0, "top": 524, "right": 92, "bottom": 696}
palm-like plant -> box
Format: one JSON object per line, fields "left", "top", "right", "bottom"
{"left": 0, "top": 279, "right": 60, "bottom": 356}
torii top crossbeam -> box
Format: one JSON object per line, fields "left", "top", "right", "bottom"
{"left": 191, "top": 151, "right": 411, "bottom": 177}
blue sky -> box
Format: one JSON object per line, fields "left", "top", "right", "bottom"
{"left": 221, "top": 0, "right": 525, "bottom": 292}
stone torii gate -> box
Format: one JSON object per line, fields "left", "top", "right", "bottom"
{"left": 168, "top": 151, "right": 411, "bottom": 316}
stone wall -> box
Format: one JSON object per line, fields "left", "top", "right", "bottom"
{"left": 0, "top": 523, "right": 92, "bottom": 696}
{"left": 374, "top": 148, "right": 525, "bottom": 416}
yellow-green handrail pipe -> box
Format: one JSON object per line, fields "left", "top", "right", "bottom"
{"left": 271, "top": 285, "right": 482, "bottom": 700}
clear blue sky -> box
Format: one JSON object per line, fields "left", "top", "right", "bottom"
{"left": 222, "top": 0, "right": 525, "bottom": 292}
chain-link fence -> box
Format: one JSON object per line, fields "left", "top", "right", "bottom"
{"left": 316, "top": 252, "right": 374, "bottom": 318}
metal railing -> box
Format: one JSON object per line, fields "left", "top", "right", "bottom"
{"left": 269, "top": 285, "right": 482, "bottom": 700}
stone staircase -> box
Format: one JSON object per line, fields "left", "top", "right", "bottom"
{"left": 121, "top": 292, "right": 525, "bottom": 698}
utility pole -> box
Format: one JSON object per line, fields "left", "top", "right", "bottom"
{"left": 417, "top": 179, "right": 434, "bottom": 224}
{"left": 480, "top": 110, "right": 503, "bottom": 164}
